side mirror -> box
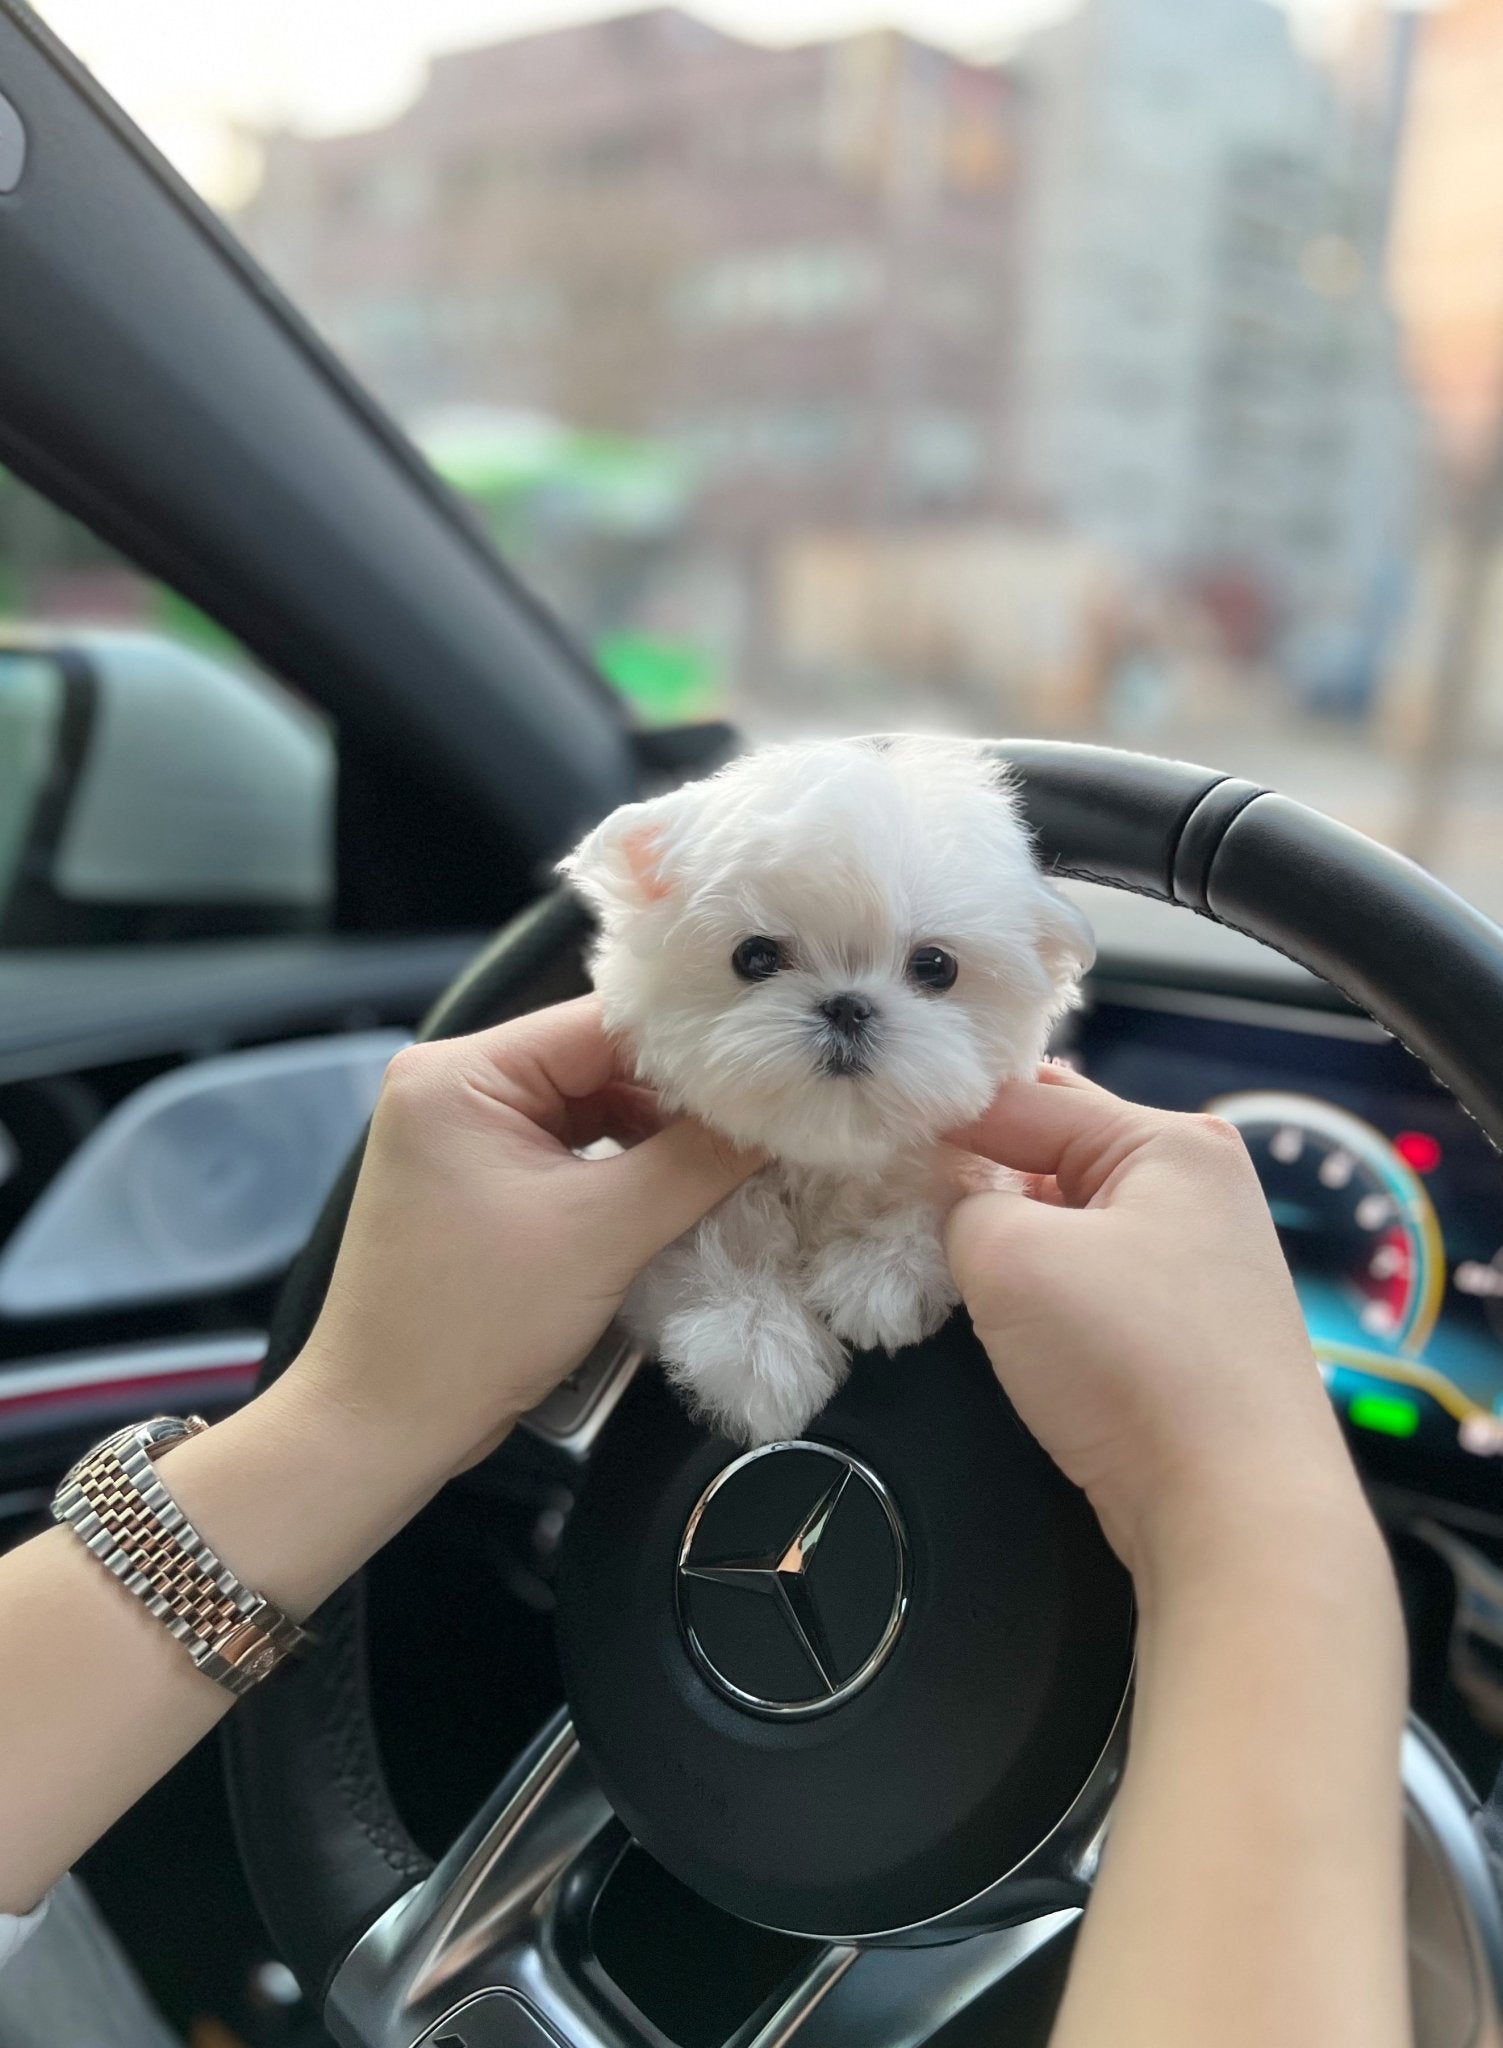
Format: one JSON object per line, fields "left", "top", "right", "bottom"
{"left": 0, "top": 631, "right": 333, "bottom": 945}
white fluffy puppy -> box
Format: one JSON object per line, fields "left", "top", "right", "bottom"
{"left": 561, "top": 736, "right": 1094, "bottom": 1445}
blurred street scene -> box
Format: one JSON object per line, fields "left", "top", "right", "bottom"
{"left": 15, "top": 0, "right": 1503, "bottom": 918}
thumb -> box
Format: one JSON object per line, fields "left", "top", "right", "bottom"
{"left": 942, "top": 1173, "right": 1078, "bottom": 1330}
{"left": 597, "top": 1117, "right": 763, "bottom": 1262}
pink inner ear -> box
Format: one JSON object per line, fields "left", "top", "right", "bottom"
{"left": 622, "top": 825, "right": 673, "bottom": 903}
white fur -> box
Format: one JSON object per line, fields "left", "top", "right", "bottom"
{"left": 561, "top": 735, "right": 1094, "bottom": 1444}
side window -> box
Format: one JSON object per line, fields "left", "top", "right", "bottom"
{"left": 0, "top": 469, "right": 334, "bottom": 948}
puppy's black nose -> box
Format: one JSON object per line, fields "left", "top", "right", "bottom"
{"left": 820, "top": 992, "right": 874, "bottom": 1037}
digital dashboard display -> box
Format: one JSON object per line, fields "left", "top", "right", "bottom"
{"left": 1074, "top": 987, "right": 1503, "bottom": 1504}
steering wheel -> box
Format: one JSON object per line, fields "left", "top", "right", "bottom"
{"left": 225, "top": 742, "right": 1503, "bottom": 2048}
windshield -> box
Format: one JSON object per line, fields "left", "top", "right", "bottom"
{"left": 31, "top": 0, "right": 1503, "bottom": 924}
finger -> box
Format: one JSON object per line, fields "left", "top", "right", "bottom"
{"left": 943, "top": 1180, "right": 1076, "bottom": 1315}
{"left": 596, "top": 1117, "right": 763, "bottom": 1260}
{"left": 566, "top": 1081, "right": 666, "bottom": 1151}
{"left": 1038, "top": 1056, "right": 1095, "bottom": 1086}
{"left": 460, "top": 997, "right": 637, "bottom": 1139}
{"left": 931, "top": 1143, "right": 1019, "bottom": 1215}
{"left": 947, "top": 1069, "right": 1174, "bottom": 1207}
{"left": 932, "top": 1143, "right": 1072, "bottom": 1219}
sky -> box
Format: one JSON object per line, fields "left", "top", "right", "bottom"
{"left": 34, "top": 0, "right": 1378, "bottom": 206}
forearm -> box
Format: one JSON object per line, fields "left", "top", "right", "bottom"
{"left": 1050, "top": 1497, "right": 1410, "bottom": 2048}
{"left": 0, "top": 1370, "right": 466, "bottom": 1915}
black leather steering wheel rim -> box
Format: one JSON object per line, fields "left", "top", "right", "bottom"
{"left": 223, "top": 739, "right": 1503, "bottom": 2014}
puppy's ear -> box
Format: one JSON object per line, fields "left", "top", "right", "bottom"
{"left": 1034, "top": 881, "right": 1096, "bottom": 998}
{"left": 558, "top": 790, "right": 694, "bottom": 916}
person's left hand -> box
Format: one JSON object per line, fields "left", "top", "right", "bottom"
{"left": 286, "top": 996, "right": 761, "bottom": 1484}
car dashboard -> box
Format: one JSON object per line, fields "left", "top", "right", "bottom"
{"left": 1073, "top": 979, "right": 1503, "bottom": 1524}
{"left": 2, "top": 949, "right": 1503, "bottom": 2048}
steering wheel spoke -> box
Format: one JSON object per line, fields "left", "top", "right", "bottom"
{"left": 521, "top": 1325, "right": 646, "bottom": 1464}
{"left": 323, "top": 1703, "right": 1088, "bottom": 2048}
{"left": 327, "top": 1711, "right": 622, "bottom": 2047}
{"left": 745, "top": 1913, "right": 1077, "bottom": 2048}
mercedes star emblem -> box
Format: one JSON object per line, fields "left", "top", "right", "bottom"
{"left": 675, "top": 1441, "right": 909, "bottom": 1717}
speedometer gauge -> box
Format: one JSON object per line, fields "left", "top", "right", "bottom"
{"left": 1208, "top": 1091, "right": 1445, "bottom": 1356}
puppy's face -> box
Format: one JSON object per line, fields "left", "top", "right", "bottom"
{"left": 562, "top": 739, "right": 1094, "bottom": 1171}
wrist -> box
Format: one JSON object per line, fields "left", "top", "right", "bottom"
{"left": 284, "top": 1323, "right": 529, "bottom": 1487}
{"left": 1130, "top": 1464, "right": 1403, "bottom": 1662}
{"left": 1102, "top": 1403, "right": 1378, "bottom": 1580}
{"left": 152, "top": 1367, "right": 462, "bottom": 1624}
{"left": 1128, "top": 1490, "right": 1409, "bottom": 1823}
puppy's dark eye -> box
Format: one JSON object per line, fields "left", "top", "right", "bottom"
{"left": 908, "top": 945, "right": 958, "bottom": 992}
{"left": 732, "top": 936, "right": 785, "bottom": 982}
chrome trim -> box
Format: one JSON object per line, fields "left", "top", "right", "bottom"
{"left": 1404, "top": 1721, "right": 1503, "bottom": 2047}
{"left": 676, "top": 1442, "right": 910, "bottom": 1719}
{"left": 326, "top": 1714, "right": 618, "bottom": 2048}
{"left": 410, "top": 1990, "right": 560, "bottom": 2044}
{"left": 521, "top": 1328, "right": 643, "bottom": 1462}
{"left": 327, "top": 1707, "right": 1503, "bottom": 2048}
{"left": 326, "top": 1709, "right": 1084, "bottom": 2048}
{"left": 0, "top": 1334, "right": 267, "bottom": 1411}
{"left": 755, "top": 1912, "right": 1079, "bottom": 2048}
{"left": 734, "top": 1946, "right": 859, "bottom": 2048}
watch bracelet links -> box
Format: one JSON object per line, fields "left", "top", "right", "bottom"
{"left": 52, "top": 1417, "right": 314, "bottom": 1699}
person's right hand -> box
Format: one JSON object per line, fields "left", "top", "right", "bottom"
{"left": 942, "top": 1064, "right": 1376, "bottom": 1587}
{"left": 289, "top": 995, "right": 760, "bottom": 1490}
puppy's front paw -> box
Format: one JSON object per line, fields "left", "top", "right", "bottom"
{"left": 807, "top": 1232, "right": 957, "bottom": 1354}
{"left": 658, "top": 1290, "right": 847, "bottom": 1446}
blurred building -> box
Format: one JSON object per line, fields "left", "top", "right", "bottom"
{"left": 1011, "top": 0, "right": 1418, "bottom": 700}
{"left": 1382, "top": 0, "right": 1503, "bottom": 756}
{"left": 1389, "top": 0, "right": 1503, "bottom": 480}
{"left": 241, "top": 9, "right": 1023, "bottom": 543}
{"left": 771, "top": 522, "right": 1129, "bottom": 731}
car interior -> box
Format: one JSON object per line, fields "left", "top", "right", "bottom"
{"left": 3, "top": 4, "right": 1503, "bottom": 2047}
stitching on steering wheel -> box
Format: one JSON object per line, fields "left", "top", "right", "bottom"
{"left": 313, "top": 1581, "right": 432, "bottom": 1885}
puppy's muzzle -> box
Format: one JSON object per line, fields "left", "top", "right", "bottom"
{"left": 816, "top": 991, "right": 876, "bottom": 1076}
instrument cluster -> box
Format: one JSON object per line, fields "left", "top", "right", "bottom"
{"left": 1074, "top": 985, "right": 1503, "bottom": 1513}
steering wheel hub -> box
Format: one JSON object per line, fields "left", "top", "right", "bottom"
{"left": 557, "top": 1317, "right": 1135, "bottom": 1941}
{"left": 675, "top": 1440, "right": 911, "bottom": 1718}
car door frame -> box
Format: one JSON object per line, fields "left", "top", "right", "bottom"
{"left": 0, "top": 0, "right": 640, "bottom": 881}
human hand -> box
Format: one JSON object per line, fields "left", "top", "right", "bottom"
{"left": 942, "top": 1064, "right": 1376, "bottom": 1588}
{"left": 284, "top": 996, "right": 760, "bottom": 1489}
{"left": 0, "top": 999, "right": 759, "bottom": 1912}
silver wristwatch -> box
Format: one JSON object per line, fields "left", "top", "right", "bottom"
{"left": 53, "top": 1415, "right": 314, "bottom": 1698}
